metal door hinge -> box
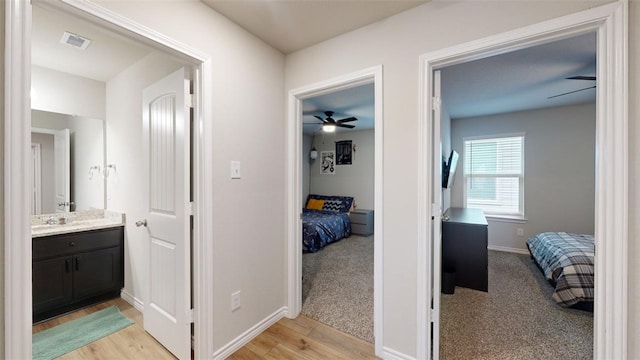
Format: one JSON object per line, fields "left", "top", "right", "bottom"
{"left": 186, "top": 94, "right": 194, "bottom": 109}
{"left": 430, "top": 308, "right": 437, "bottom": 322}
{"left": 432, "top": 96, "right": 441, "bottom": 111}
{"left": 431, "top": 203, "right": 441, "bottom": 220}
{"left": 187, "top": 308, "right": 194, "bottom": 323}
{"left": 187, "top": 201, "right": 195, "bottom": 216}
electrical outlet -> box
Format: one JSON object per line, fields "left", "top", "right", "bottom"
{"left": 231, "top": 291, "right": 241, "bottom": 312}
{"left": 517, "top": 228, "right": 524, "bottom": 237}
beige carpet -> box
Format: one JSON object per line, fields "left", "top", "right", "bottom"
{"left": 440, "top": 250, "right": 593, "bottom": 359}
{"left": 302, "top": 235, "right": 374, "bottom": 343}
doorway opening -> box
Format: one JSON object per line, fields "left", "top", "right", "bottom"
{"left": 6, "top": 0, "right": 214, "bottom": 358}
{"left": 437, "top": 32, "right": 597, "bottom": 359}
{"left": 300, "top": 83, "right": 375, "bottom": 342}
{"left": 286, "top": 65, "right": 384, "bottom": 355}
{"left": 418, "top": 3, "right": 627, "bottom": 359}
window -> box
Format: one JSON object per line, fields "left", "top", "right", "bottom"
{"left": 463, "top": 135, "right": 524, "bottom": 217}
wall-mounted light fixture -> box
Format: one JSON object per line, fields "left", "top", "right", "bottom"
{"left": 310, "top": 146, "right": 318, "bottom": 160}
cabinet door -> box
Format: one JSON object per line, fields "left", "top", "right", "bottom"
{"left": 72, "top": 247, "right": 123, "bottom": 300}
{"left": 33, "top": 257, "right": 73, "bottom": 315}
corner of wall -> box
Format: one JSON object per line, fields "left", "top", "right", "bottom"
{"left": 0, "top": 1, "right": 6, "bottom": 355}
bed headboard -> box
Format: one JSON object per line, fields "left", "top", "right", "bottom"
{"left": 305, "top": 194, "right": 354, "bottom": 213}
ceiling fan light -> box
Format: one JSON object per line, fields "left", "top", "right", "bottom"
{"left": 323, "top": 124, "right": 336, "bottom": 132}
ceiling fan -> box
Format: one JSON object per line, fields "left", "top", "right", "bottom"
{"left": 304, "top": 111, "right": 357, "bottom": 132}
{"left": 548, "top": 75, "right": 596, "bottom": 99}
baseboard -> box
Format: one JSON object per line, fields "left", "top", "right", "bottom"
{"left": 382, "top": 346, "right": 415, "bottom": 360}
{"left": 120, "top": 289, "right": 144, "bottom": 313}
{"left": 212, "top": 306, "right": 288, "bottom": 360}
{"left": 488, "top": 245, "right": 530, "bottom": 255}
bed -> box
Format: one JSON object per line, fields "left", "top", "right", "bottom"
{"left": 302, "top": 194, "right": 353, "bottom": 253}
{"left": 526, "top": 232, "right": 594, "bottom": 309}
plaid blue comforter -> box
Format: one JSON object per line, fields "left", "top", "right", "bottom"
{"left": 302, "top": 209, "right": 351, "bottom": 253}
{"left": 526, "top": 232, "right": 594, "bottom": 307}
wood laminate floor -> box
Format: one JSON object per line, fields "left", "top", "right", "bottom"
{"left": 33, "top": 298, "right": 377, "bottom": 359}
{"left": 32, "top": 297, "right": 176, "bottom": 359}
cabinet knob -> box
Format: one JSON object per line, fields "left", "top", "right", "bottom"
{"left": 69, "top": 241, "right": 76, "bottom": 247}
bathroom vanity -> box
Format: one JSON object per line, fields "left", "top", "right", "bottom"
{"left": 32, "top": 210, "right": 125, "bottom": 323}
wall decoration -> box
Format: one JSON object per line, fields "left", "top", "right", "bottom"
{"left": 320, "top": 151, "right": 335, "bottom": 175}
{"left": 336, "top": 140, "right": 352, "bottom": 165}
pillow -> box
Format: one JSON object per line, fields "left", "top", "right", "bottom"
{"left": 306, "top": 198, "right": 325, "bottom": 210}
{"left": 306, "top": 194, "right": 354, "bottom": 213}
{"left": 322, "top": 199, "right": 343, "bottom": 212}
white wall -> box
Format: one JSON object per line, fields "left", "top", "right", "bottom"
{"left": 450, "top": 104, "right": 596, "bottom": 252}
{"left": 31, "top": 66, "right": 106, "bottom": 120}
{"left": 95, "top": 1, "right": 286, "bottom": 351}
{"left": 285, "top": 1, "right": 613, "bottom": 355}
{"left": 308, "top": 129, "right": 375, "bottom": 210}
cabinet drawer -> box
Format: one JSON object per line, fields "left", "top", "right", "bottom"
{"left": 33, "top": 227, "right": 124, "bottom": 261}
{"left": 350, "top": 210, "right": 373, "bottom": 224}
{"left": 352, "top": 223, "right": 373, "bottom": 236}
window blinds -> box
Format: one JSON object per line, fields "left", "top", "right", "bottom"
{"left": 464, "top": 135, "right": 524, "bottom": 216}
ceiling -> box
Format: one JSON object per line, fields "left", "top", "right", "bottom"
{"left": 32, "top": 6, "right": 152, "bottom": 82}
{"left": 302, "top": 83, "right": 374, "bottom": 135}
{"left": 32, "top": 2, "right": 596, "bottom": 129}
{"left": 201, "top": 0, "right": 429, "bottom": 54}
{"left": 441, "top": 32, "right": 596, "bottom": 119}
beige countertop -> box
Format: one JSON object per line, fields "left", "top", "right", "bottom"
{"left": 32, "top": 210, "right": 125, "bottom": 238}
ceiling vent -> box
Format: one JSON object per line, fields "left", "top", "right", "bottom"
{"left": 60, "top": 31, "right": 92, "bottom": 50}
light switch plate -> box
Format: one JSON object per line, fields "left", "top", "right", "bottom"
{"left": 231, "top": 161, "right": 241, "bottom": 179}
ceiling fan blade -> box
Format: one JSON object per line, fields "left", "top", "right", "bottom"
{"left": 548, "top": 85, "right": 596, "bottom": 99}
{"left": 337, "top": 123, "right": 356, "bottom": 129}
{"left": 337, "top": 117, "right": 357, "bottom": 123}
{"left": 313, "top": 115, "right": 326, "bottom": 122}
{"left": 567, "top": 76, "right": 596, "bottom": 81}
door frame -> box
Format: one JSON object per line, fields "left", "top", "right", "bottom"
{"left": 417, "top": 2, "right": 628, "bottom": 359}
{"left": 286, "top": 65, "right": 384, "bottom": 355}
{"left": 4, "top": 0, "right": 215, "bottom": 358}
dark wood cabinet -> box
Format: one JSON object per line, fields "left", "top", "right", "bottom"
{"left": 442, "top": 207, "right": 488, "bottom": 292}
{"left": 33, "top": 226, "right": 124, "bottom": 323}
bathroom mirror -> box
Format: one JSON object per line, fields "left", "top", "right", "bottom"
{"left": 31, "top": 109, "right": 105, "bottom": 214}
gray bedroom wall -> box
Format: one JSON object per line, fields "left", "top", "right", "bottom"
{"left": 309, "top": 129, "right": 374, "bottom": 210}
{"left": 450, "top": 103, "right": 596, "bottom": 252}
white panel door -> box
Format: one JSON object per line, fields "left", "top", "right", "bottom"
{"left": 142, "top": 68, "right": 191, "bottom": 360}
{"left": 54, "top": 128, "right": 70, "bottom": 213}
{"left": 431, "top": 70, "right": 443, "bottom": 360}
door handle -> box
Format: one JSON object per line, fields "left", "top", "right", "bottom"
{"left": 75, "top": 257, "right": 80, "bottom": 271}
{"left": 135, "top": 219, "right": 147, "bottom": 227}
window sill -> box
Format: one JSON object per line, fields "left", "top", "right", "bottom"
{"left": 485, "top": 215, "right": 527, "bottom": 224}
